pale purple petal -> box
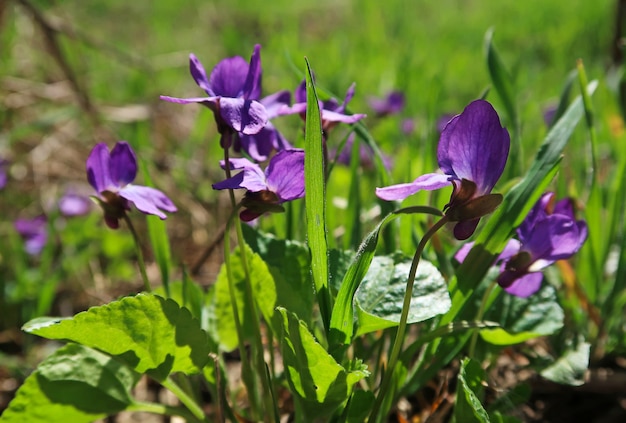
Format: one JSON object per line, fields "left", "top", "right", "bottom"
{"left": 337, "top": 83, "right": 357, "bottom": 113}
{"left": 109, "top": 141, "right": 137, "bottom": 186}
{"left": 437, "top": 100, "right": 510, "bottom": 195}
{"left": 14, "top": 216, "right": 48, "bottom": 256}
{"left": 238, "top": 123, "right": 290, "bottom": 162}
{"left": 86, "top": 143, "right": 114, "bottom": 193}
{"left": 369, "top": 91, "right": 405, "bottom": 115}
{"left": 159, "top": 95, "right": 219, "bottom": 107}
{"left": 119, "top": 185, "right": 177, "bottom": 219}
{"left": 321, "top": 109, "right": 366, "bottom": 124}
{"left": 213, "top": 159, "right": 267, "bottom": 192}
{"left": 218, "top": 97, "right": 268, "bottom": 135}
{"left": 454, "top": 242, "right": 475, "bottom": 263}
{"left": 376, "top": 173, "right": 451, "bottom": 201}
{"left": 209, "top": 56, "right": 248, "bottom": 97}
{"left": 242, "top": 44, "right": 262, "bottom": 100}
{"left": 265, "top": 150, "right": 305, "bottom": 201}
{"left": 189, "top": 54, "right": 214, "bottom": 95}
{"left": 261, "top": 90, "right": 291, "bottom": 119}
{"left": 59, "top": 193, "right": 92, "bottom": 217}
{"left": 455, "top": 238, "right": 520, "bottom": 265}
{"left": 503, "top": 272, "right": 544, "bottom": 297}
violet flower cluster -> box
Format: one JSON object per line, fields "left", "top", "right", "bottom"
{"left": 456, "top": 192, "right": 588, "bottom": 297}
{"left": 86, "top": 141, "right": 177, "bottom": 228}
{"left": 376, "top": 99, "right": 510, "bottom": 240}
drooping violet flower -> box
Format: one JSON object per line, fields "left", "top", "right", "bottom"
{"left": 59, "top": 190, "right": 92, "bottom": 217}
{"left": 213, "top": 149, "right": 305, "bottom": 221}
{"left": 455, "top": 192, "right": 588, "bottom": 297}
{"left": 279, "top": 81, "right": 366, "bottom": 134}
{"left": 376, "top": 100, "right": 510, "bottom": 240}
{"left": 160, "top": 45, "right": 268, "bottom": 143}
{"left": 0, "top": 158, "right": 8, "bottom": 190}
{"left": 235, "top": 90, "right": 294, "bottom": 161}
{"left": 14, "top": 215, "right": 48, "bottom": 256}
{"left": 86, "top": 141, "right": 177, "bottom": 229}
{"left": 368, "top": 91, "right": 405, "bottom": 117}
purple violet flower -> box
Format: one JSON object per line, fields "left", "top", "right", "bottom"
{"left": 376, "top": 99, "right": 510, "bottom": 240}
{"left": 86, "top": 141, "right": 177, "bottom": 229}
{"left": 213, "top": 149, "right": 305, "bottom": 221}
{"left": 59, "top": 190, "right": 92, "bottom": 217}
{"left": 368, "top": 91, "right": 405, "bottom": 116}
{"left": 0, "top": 158, "right": 8, "bottom": 190}
{"left": 160, "top": 45, "right": 268, "bottom": 140}
{"left": 334, "top": 133, "right": 392, "bottom": 171}
{"left": 14, "top": 215, "right": 48, "bottom": 256}
{"left": 235, "top": 90, "right": 294, "bottom": 161}
{"left": 279, "top": 81, "right": 366, "bottom": 133}
{"left": 455, "top": 192, "right": 588, "bottom": 297}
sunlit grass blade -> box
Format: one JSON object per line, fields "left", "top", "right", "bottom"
{"left": 304, "top": 57, "right": 332, "bottom": 332}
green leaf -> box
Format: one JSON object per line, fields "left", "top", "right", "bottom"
{"left": 329, "top": 206, "right": 442, "bottom": 350}
{"left": 480, "top": 283, "right": 564, "bottom": 345}
{"left": 214, "top": 244, "right": 276, "bottom": 351}
{"left": 354, "top": 255, "right": 450, "bottom": 336}
{"left": 277, "top": 307, "right": 369, "bottom": 421}
{"left": 540, "top": 341, "right": 590, "bottom": 386}
{"left": 0, "top": 344, "right": 138, "bottom": 422}
{"left": 242, "top": 225, "right": 315, "bottom": 324}
{"left": 23, "top": 294, "right": 210, "bottom": 379}
{"left": 455, "top": 357, "right": 490, "bottom": 423}
{"left": 304, "top": 57, "right": 331, "bottom": 331}
{"left": 484, "top": 28, "right": 517, "bottom": 129}
{"left": 154, "top": 279, "right": 205, "bottom": 321}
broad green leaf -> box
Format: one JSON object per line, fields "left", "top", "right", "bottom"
{"left": 540, "top": 341, "right": 590, "bottom": 386}
{"left": 154, "top": 279, "right": 204, "bottom": 321}
{"left": 277, "top": 307, "right": 368, "bottom": 421}
{"left": 455, "top": 357, "right": 490, "bottom": 423}
{"left": 0, "top": 344, "right": 138, "bottom": 422}
{"left": 242, "top": 225, "right": 315, "bottom": 324}
{"left": 354, "top": 255, "right": 450, "bottom": 336}
{"left": 304, "top": 57, "right": 331, "bottom": 331}
{"left": 23, "top": 294, "right": 209, "bottom": 379}
{"left": 329, "top": 206, "right": 442, "bottom": 351}
{"left": 480, "top": 283, "right": 564, "bottom": 345}
{"left": 214, "top": 244, "right": 276, "bottom": 351}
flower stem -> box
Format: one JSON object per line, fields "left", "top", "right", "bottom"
{"left": 468, "top": 281, "right": 497, "bottom": 358}
{"left": 123, "top": 214, "right": 151, "bottom": 292}
{"left": 162, "top": 376, "right": 207, "bottom": 422}
{"left": 128, "top": 400, "right": 202, "bottom": 423}
{"left": 368, "top": 215, "right": 449, "bottom": 423}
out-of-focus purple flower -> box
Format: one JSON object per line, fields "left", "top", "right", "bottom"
{"left": 543, "top": 104, "right": 557, "bottom": 127}
{"left": 86, "top": 141, "right": 177, "bottom": 229}
{"left": 59, "top": 190, "right": 92, "bottom": 217}
{"left": 0, "top": 158, "right": 8, "bottom": 190}
{"left": 333, "top": 133, "right": 392, "bottom": 171}
{"left": 455, "top": 192, "right": 588, "bottom": 297}
{"left": 235, "top": 90, "right": 293, "bottom": 161}
{"left": 376, "top": 100, "right": 510, "bottom": 240}
{"left": 368, "top": 91, "right": 405, "bottom": 116}
{"left": 14, "top": 215, "right": 48, "bottom": 256}
{"left": 401, "top": 118, "right": 416, "bottom": 136}
{"left": 213, "top": 149, "right": 305, "bottom": 221}
{"left": 160, "top": 45, "right": 268, "bottom": 139}
{"left": 279, "top": 81, "right": 366, "bottom": 134}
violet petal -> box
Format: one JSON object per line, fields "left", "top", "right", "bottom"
{"left": 503, "top": 272, "right": 544, "bottom": 297}
{"left": 375, "top": 173, "right": 451, "bottom": 201}
{"left": 265, "top": 150, "right": 305, "bottom": 202}
{"left": 189, "top": 54, "right": 214, "bottom": 96}
{"left": 209, "top": 56, "right": 248, "bottom": 97}
{"left": 119, "top": 185, "right": 177, "bottom": 219}
{"left": 242, "top": 44, "right": 262, "bottom": 100}
{"left": 86, "top": 143, "right": 114, "bottom": 193}
{"left": 109, "top": 141, "right": 137, "bottom": 187}
{"left": 218, "top": 97, "right": 268, "bottom": 135}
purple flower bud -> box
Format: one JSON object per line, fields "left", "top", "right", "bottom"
{"left": 14, "top": 215, "right": 48, "bottom": 256}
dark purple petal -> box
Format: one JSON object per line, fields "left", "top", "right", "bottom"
{"left": 242, "top": 44, "right": 262, "bottom": 100}
{"left": 0, "top": 159, "right": 8, "bottom": 189}
{"left": 265, "top": 150, "right": 305, "bottom": 202}
{"left": 554, "top": 197, "right": 576, "bottom": 219}
{"left": 209, "top": 56, "right": 248, "bottom": 97}
{"left": 518, "top": 192, "right": 553, "bottom": 240}
{"left": 294, "top": 80, "right": 307, "bottom": 104}
{"left": 503, "top": 272, "right": 544, "bottom": 297}
{"left": 437, "top": 100, "right": 510, "bottom": 195}
{"left": 86, "top": 143, "right": 115, "bottom": 193}
{"left": 453, "top": 219, "right": 480, "bottom": 241}
{"left": 109, "top": 141, "right": 137, "bottom": 187}
{"left": 119, "top": 185, "right": 176, "bottom": 219}
{"left": 189, "top": 54, "right": 214, "bottom": 96}
{"left": 376, "top": 173, "right": 451, "bottom": 201}
{"left": 238, "top": 122, "right": 292, "bottom": 162}
{"left": 218, "top": 97, "right": 268, "bottom": 135}
{"left": 212, "top": 159, "right": 267, "bottom": 192}
{"left": 523, "top": 215, "right": 586, "bottom": 263}
{"left": 338, "top": 83, "right": 357, "bottom": 112}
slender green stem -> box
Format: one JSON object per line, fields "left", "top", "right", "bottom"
{"left": 162, "top": 376, "right": 207, "bottom": 422}
{"left": 368, "top": 215, "right": 450, "bottom": 423}
{"left": 576, "top": 59, "right": 598, "bottom": 200}
{"left": 467, "top": 281, "right": 497, "bottom": 357}
{"left": 128, "top": 400, "right": 202, "bottom": 423}
{"left": 123, "top": 214, "right": 151, "bottom": 292}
